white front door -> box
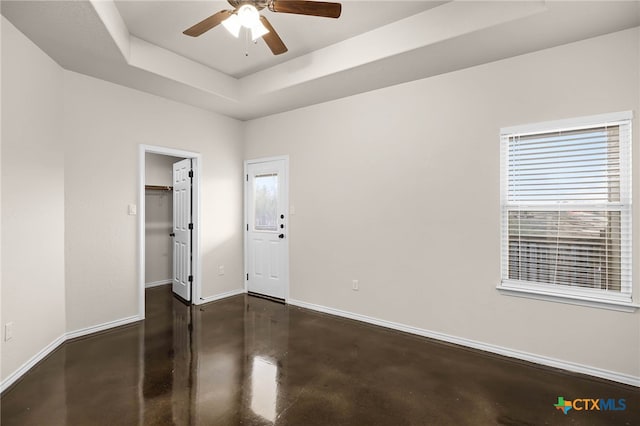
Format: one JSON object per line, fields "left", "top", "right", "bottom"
{"left": 246, "top": 159, "right": 289, "bottom": 300}
{"left": 173, "top": 158, "right": 192, "bottom": 301}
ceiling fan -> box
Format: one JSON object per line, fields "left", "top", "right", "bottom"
{"left": 183, "top": 0, "right": 342, "bottom": 55}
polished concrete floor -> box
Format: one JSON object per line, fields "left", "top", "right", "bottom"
{"left": 1, "top": 286, "right": 638, "bottom": 425}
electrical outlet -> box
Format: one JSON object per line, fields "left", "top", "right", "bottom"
{"left": 218, "top": 265, "right": 225, "bottom": 276}
{"left": 5, "top": 322, "right": 13, "bottom": 341}
{"left": 352, "top": 280, "right": 359, "bottom": 291}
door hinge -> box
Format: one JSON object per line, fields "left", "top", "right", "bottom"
{"left": 246, "top": 273, "right": 249, "bottom": 280}
{"left": 189, "top": 170, "right": 194, "bottom": 178}
{"left": 246, "top": 174, "right": 248, "bottom": 182}
{"left": 188, "top": 223, "right": 194, "bottom": 230}
{"left": 246, "top": 224, "right": 249, "bottom": 231}
{"left": 188, "top": 275, "right": 193, "bottom": 283}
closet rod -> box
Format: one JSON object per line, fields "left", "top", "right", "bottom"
{"left": 145, "top": 185, "right": 173, "bottom": 191}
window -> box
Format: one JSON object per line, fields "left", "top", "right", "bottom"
{"left": 499, "top": 112, "right": 634, "bottom": 310}
{"left": 254, "top": 173, "right": 278, "bottom": 231}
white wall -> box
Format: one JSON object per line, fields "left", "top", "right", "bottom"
{"left": 1, "top": 16, "right": 3, "bottom": 388}
{"left": 145, "top": 153, "right": 181, "bottom": 285}
{"left": 2, "top": 11, "right": 638, "bottom": 388}
{"left": 244, "top": 28, "right": 640, "bottom": 379}
{"left": 63, "top": 71, "right": 244, "bottom": 331}
{"left": 1, "top": 17, "right": 244, "bottom": 385}
{"left": 1, "top": 17, "right": 66, "bottom": 382}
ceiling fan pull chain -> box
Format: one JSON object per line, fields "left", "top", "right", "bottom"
{"left": 245, "top": 27, "right": 249, "bottom": 57}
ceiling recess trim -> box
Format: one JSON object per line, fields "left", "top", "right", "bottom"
{"left": 89, "top": 0, "right": 547, "bottom": 105}
{"left": 90, "top": 0, "right": 241, "bottom": 102}
{"left": 241, "top": 0, "right": 547, "bottom": 97}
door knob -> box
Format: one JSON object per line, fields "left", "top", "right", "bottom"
{"left": 278, "top": 234, "right": 285, "bottom": 239}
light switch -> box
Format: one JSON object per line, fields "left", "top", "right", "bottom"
{"left": 128, "top": 204, "right": 137, "bottom": 215}
{"left": 290, "top": 204, "right": 296, "bottom": 215}
{"left": 5, "top": 322, "right": 13, "bottom": 341}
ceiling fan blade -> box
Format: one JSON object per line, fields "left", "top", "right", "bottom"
{"left": 183, "top": 10, "right": 233, "bottom": 37}
{"left": 259, "top": 16, "right": 288, "bottom": 55}
{"left": 270, "top": 1, "right": 341, "bottom": 18}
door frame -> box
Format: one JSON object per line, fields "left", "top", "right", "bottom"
{"left": 244, "top": 155, "right": 290, "bottom": 301}
{"left": 138, "top": 144, "right": 202, "bottom": 319}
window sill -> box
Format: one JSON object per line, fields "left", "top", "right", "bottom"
{"left": 497, "top": 284, "right": 639, "bottom": 313}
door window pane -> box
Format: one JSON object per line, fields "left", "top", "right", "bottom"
{"left": 254, "top": 174, "right": 278, "bottom": 231}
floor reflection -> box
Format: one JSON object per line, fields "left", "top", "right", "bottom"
{"left": 145, "top": 286, "right": 290, "bottom": 425}
{"left": 2, "top": 285, "right": 639, "bottom": 425}
{"left": 250, "top": 356, "right": 278, "bottom": 422}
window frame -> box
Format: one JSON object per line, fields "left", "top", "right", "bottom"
{"left": 497, "top": 111, "right": 638, "bottom": 312}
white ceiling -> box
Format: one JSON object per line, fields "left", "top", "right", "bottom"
{"left": 2, "top": 1, "right": 640, "bottom": 120}
{"left": 115, "top": 1, "right": 442, "bottom": 77}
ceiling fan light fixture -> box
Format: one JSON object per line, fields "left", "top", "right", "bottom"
{"left": 183, "top": 0, "right": 342, "bottom": 55}
{"left": 237, "top": 4, "right": 260, "bottom": 28}
{"left": 223, "top": 4, "right": 268, "bottom": 40}
{"left": 222, "top": 13, "right": 241, "bottom": 38}
{"left": 250, "top": 21, "right": 270, "bottom": 41}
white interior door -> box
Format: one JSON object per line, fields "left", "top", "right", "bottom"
{"left": 173, "top": 158, "right": 192, "bottom": 301}
{"left": 246, "top": 159, "right": 289, "bottom": 300}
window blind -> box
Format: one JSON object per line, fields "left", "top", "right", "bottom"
{"left": 501, "top": 117, "right": 631, "bottom": 300}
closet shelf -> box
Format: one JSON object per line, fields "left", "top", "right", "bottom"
{"left": 145, "top": 185, "right": 173, "bottom": 191}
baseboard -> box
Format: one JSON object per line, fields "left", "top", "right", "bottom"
{"left": 1, "top": 315, "right": 144, "bottom": 394}
{"left": 288, "top": 299, "right": 640, "bottom": 387}
{"left": 0, "top": 334, "right": 66, "bottom": 394}
{"left": 66, "top": 315, "right": 142, "bottom": 340}
{"left": 198, "top": 288, "right": 245, "bottom": 305}
{"left": 145, "top": 280, "right": 171, "bottom": 288}
{"left": 5, "top": 298, "right": 635, "bottom": 396}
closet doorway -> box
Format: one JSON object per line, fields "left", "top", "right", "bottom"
{"left": 138, "top": 145, "right": 202, "bottom": 318}
{"left": 145, "top": 153, "right": 184, "bottom": 290}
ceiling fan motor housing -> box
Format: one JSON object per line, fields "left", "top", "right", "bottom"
{"left": 228, "top": 0, "right": 270, "bottom": 12}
